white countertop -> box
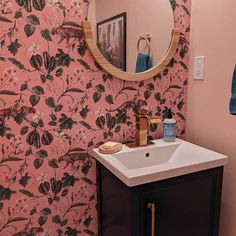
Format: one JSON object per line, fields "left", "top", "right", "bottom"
{"left": 92, "top": 139, "right": 228, "bottom": 187}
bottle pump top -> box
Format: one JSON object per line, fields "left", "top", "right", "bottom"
{"left": 166, "top": 109, "right": 173, "bottom": 119}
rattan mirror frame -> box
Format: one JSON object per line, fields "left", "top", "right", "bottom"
{"left": 82, "top": 21, "right": 180, "bottom": 81}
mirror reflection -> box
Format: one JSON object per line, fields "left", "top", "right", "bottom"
{"left": 88, "top": 0, "right": 174, "bottom": 73}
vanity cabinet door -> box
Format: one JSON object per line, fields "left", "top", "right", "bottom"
{"left": 140, "top": 168, "right": 223, "bottom": 236}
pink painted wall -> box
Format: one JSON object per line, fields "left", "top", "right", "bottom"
{"left": 0, "top": 0, "right": 190, "bottom": 235}
{"left": 90, "top": 0, "right": 174, "bottom": 72}
{"left": 187, "top": 1, "right": 236, "bottom": 235}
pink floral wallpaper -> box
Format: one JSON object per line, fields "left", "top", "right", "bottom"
{"left": 0, "top": 0, "right": 191, "bottom": 235}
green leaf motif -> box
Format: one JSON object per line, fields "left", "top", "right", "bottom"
{"left": 78, "top": 59, "right": 91, "bottom": 70}
{"left": 14, "top": 113, "right": 25, "bottom": 125}
{"left": 83, "top": 229, "right": 95, "bottom": 235}
{"left": 105, "top": 95, "right": 114, "bottom": 104}
{"left": 33, "top": 158, "right": 44, "bottom": 169}
{"left": 24, "top": 0, "right": 32, "bottom": 12}
{"left": 0, "top": 16, "right": 12, "bottom": 23}
{"left": 65, "top": 227, "right": 78, "bottom": 236}
{"left": 41, "top": 132, "right": 53, "bottom": 145}
{"left": 59, "top": 114, "right": 77, "bottom": 130}
{"left": 0, "top": 185, "right": 16, "bottom": 201}
{"left": 20, "top": 83, "right": 28, "bottom": 91}
{"left": 14, "top": 11, "right": 22, "bottom": 19}
{"left": 123, "top": 86, "right": 137, "bottom": 91}
{"left": 38, "top": 182, "right": 50, "bottom": 194}
{"left": 16, "top": 0, "right": 24, "bottom": 7}
{"left": 7, "top": 39, "right": 22, "bottom": 56}
{"left": 41, "top": 29, "right": 52, "bottom": 41}
{"left": 30, "top": 95, "right": 40, "bottom": 106}
{"left": 1, "top": 157, "right": 23, "bottom": 163}
{"left": 181, "top": 5, "right": 190, "bottom": 16}
{"left": 177, "top": 112, "right": 185, "bottom": 120}
{"left": 19, "top": 173, "right": 32, "bottom": 187}
{"left": 36, "top": 149, "right": 48, "bottom": 158}
{"left": 27, "top": 14, "right": 40, "bottom": 25}
{"left": 170, "top": 0, "right": 179, "bottom": 11}
{"left": 81, "top": 177, "right": 94, "bottom": 185}
{"left": 179, "top": 60, "right": 188, "bottom": 70}
{"left": 93, "top": 92, "right": 101, "bottom": 103}
{"left": 19, "top": 189, "right": 35, "bottom": 198}
{"left": 48, "top": 57, "right": 56, "bottom": 73}
{"left": 95, "top": 84, "right": 105, "bottom": 93}
{"left": 32, "top": 85, "right": 44, "bottom": 95}
{"left": 78, "top": 44, "right": 86, "bottom": 57}
{"left": 80, "top": 106, "right": 90, "bottom": 119}
{"left": 0, "top": 202, "right": 3, "bottom": 211}
{"left": 144, "top": 90, "right": 151, "bottom": 100}
{"left": 56, "top": 49, "right": 74, "bottom": 67}
{"left": 0, "top": 124, "right": 7, "bottom": 137}
{"left": 38, "top": 216, "right": 48, "bottom": 226}
{"left": 0, "top": 40, "right": 5, "bottom": 49}
{"left": 33, "top": 0, "right": 46, "bottom": 11}
{"left": 83, "top": 216, "right": 93, "bottom": 228}
{"left": 45, "top": 97, "right": 56, "bottom": 108}
{"left": 96, "top": 116, "right": 105, "bottom": 129}
{"left": 62, "top": 173, "right": 79, "bottom": 187}
{"left": 9, "top": 217, "right": 28, "bottom": 223}
{"left": 67, "top": 88, "right": 84, "bottom": 93}
{"left": 24, "top": 24, "right": 36, "bottom": 37}
{"left": 71, "top": 202, "right": 87, "bottom": 209}
{"left": 20, "top": 126, "right": 29, "bottom": 135}
{"left": 8, "top": 58, "right": 26, "bottom": 70}
{"left": 30, "top": 208, "right": 36, "bottom": 215}
{"left": 48, "top": 159, "right": 59, "bottom": 168}
{"left": 147, "top": 83, "right": 155, "bottom": 91}
{"left": 30, "top": 54, "right": 43, "bottom": 69}
{"left": 52, "top": 215, "right": 61, "bottom": 224}
{"left": 40, "top": 208, "right": 51, "bottom": 215}
{"left": 56, "top": 68, "right": 63, "bottom": 77}
{"left": 0, "top": 90, "right": 18, "bottom": 95}
{"left": 79, "top": 121, "right": 93, "bottom": 130}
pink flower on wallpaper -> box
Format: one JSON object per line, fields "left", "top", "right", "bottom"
{"left": 28, "top": 42, "right": 41, "bottom": 55}
{"left": 2, "top": 67, "right": 19, "bottom": 88}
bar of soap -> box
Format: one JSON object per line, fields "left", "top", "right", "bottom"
{"left": 99, "top": 142, "right": 122, "bottom": 154}
{"left": 102, "top": 142, "right": 120, "bottom": 149}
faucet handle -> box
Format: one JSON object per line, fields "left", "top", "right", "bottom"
{"left": 138, "top": 109, "right": 148, "bottom": 116}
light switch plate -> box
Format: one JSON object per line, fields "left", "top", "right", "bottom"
{"left": 194, "top": 56, "right": 205, "bottom": 80}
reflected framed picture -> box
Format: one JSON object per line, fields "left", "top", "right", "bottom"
{"left": 97, "top": 12, "right": 127, "bottom": 71}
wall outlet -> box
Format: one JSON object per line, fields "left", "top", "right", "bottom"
{"left": 194, "top": 56, "right": 205, "bottom": 80}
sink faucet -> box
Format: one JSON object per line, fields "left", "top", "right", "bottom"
{"left": 130, "top": 109, "right": 162, "bottom": 147}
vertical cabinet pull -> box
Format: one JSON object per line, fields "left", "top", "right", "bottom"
{"left": 148, "top": 203, "right": 156, "bottom": 236}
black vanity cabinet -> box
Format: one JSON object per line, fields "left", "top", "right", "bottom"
{"left": 97, "top": 163, "right": 223, "bottom": 236}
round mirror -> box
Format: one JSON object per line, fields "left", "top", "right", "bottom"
{"left": 88, "top": 0, "right": 174, "bottom": 74}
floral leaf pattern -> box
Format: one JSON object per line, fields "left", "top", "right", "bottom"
{"left": 0, "top": 0, "right": 190, "bottom": 235}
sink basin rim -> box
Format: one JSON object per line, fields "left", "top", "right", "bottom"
{"left": 92, "top": 139, "right": 228, "bottom": 187}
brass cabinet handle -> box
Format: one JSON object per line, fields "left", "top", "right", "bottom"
{"left": 148, "top": 203, "right": 156, "bottom": 236}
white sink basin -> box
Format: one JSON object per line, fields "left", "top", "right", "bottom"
{"left": 113, "top": 143, "right": 180, "bottom": 169}
{"left": 92, "top": 139, "right": 228, "bottom": 187}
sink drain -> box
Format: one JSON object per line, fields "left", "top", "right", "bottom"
{"left": 145, "top": 153, "right": 150, "bottom": 158}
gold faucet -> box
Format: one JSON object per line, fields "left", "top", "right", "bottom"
{"left": 128, "top": 109, "right": 162, "bottom": 147}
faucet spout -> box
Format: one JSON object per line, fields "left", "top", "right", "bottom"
{"left": 133, "top": 109, "right": 162, "bottom": 147}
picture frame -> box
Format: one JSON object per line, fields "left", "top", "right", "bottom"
{"left": 97, "top": 12, "right": 127, "bottom": 71}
